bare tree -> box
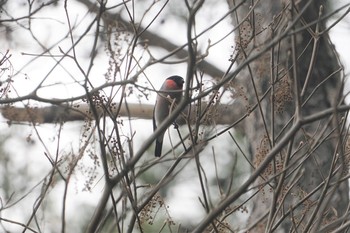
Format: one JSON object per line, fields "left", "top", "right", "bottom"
{"left": 0, "top": 0, "right": 350, "bottom": 233}
{"left": 224, "top": 0, "right": 350, "bottom": 232}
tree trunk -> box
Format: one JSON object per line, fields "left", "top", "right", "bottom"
{"left": 227, "top": 0, "right": 349, "bottom": 232}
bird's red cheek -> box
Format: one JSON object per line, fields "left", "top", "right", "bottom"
{"left": 165, "top": 80, "right": 182, "bottom": 89}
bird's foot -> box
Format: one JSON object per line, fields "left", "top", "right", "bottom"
{"left": 173, "top": 122, "right": 178, "bottom": 129}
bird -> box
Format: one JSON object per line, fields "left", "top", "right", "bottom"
{"left": 153, "top": 75, "right": 184, "bottom": 157}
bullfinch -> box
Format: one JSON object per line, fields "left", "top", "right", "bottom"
{"left": 153, "top": 76, "right": 184, "bottom": 157}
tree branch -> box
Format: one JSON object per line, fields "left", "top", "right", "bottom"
{"left": 75, "top": 0, "right": 224, "bottom": 79}
{"left": 0, "top": 101, "right": 243, "bottom": 125}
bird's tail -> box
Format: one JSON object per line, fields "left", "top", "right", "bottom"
{"left": 155, "top": 139, "right": 163, "bottom": 157}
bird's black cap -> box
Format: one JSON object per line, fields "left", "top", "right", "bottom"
{"left": 167, "top": 75, "right": 184, "bottom": 87}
